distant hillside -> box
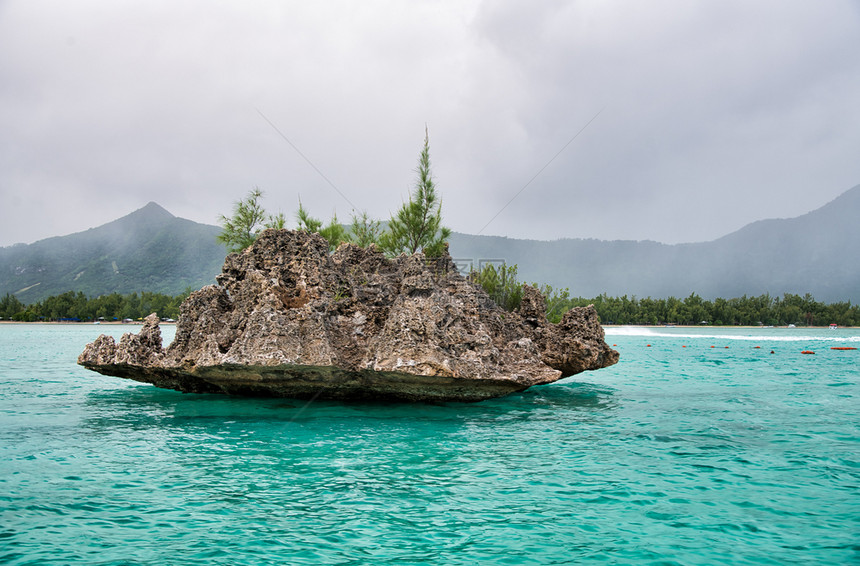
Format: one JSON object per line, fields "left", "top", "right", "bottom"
{"left": 3, "top": 186, "right": 858, "bottom": 304}
{"left": 448, "top": 184, "right": 860, "bottom": 303}
{"left": 0, "top": 203, "right": 227, "bottom": 303}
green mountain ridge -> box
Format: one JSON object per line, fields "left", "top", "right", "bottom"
{"left": 450, "top": 184, "right": 860, "bottom": 303}
{"left": 0, "top": 202, "right": 227, "bottom": 303}
{"left": 2, "top": 186, "right": 859, "bottom": 304}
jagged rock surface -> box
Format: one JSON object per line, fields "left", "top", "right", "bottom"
{"left": 79, "top": 230, "right": 619, "bottom": 402}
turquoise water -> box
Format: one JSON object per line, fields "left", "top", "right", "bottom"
{"left": 1, "top": 324, "right": 858, "bottom": 565}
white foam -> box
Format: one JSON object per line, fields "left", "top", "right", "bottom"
{"left": 602, "top": 326, "right": 658, "bottom": 337}
{"left": 603, "top": 326, "right": 860, "bottom": 343}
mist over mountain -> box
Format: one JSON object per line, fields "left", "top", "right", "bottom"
{"left": 449, "top": 184, "right": 860, "bottom": 303}
{"left": 2, "top": 186, "right": 858, "bottom": 304}
{"left": 0, "top": 203, "right": 227, "bottom": 303}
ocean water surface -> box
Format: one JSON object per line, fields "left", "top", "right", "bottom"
{"left": 1, "top": 323, "right": 857, "bottom": 565}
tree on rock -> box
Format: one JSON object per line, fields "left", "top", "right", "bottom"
{"left": 217, "top": 188, "right": 285, "bottom": 253}
{"left": 295, "top": 201, "right": 351, "bottom": 252}
{"left": 350, "top": 210, "right": 382, "bottom": 248}
{"left": 380, "top": 127, "right": 451, "bottom": 257}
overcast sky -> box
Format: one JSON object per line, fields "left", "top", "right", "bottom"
{"left": 2, "top": 1, "right": 859, "bottom": 247}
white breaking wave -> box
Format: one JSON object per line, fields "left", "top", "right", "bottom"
{"left": 603, "top": 326, "right": 660, "bottom": 337}
{"left": 603, "top": 326, "right": 860, "bottom": 343}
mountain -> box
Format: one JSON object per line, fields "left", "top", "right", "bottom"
{"left": 448, "top": 184, "right": 860, "bottom": 303}
{"left": 0, "top": 203, "right": 227, "bottom": 303}
{"left": 2, "top": 186, "right": 859, "bottom": 304}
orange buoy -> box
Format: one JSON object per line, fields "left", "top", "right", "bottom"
{"left": 646, "top": 344, "right": 651, "bottom": 347}
{"left": 831, "top": 347, "right": 857, "bottom": 350}
{"left": 725, "top": 346, "right": 729, "bottom": 349}
{"left": 754, "top": 346, "right": 761, "bottom": 349}
{"left": 801, "top": 350, "right": 815, "bottom": 355}
{"left": 710, "top": 345, "right": 715, "bottom": 348}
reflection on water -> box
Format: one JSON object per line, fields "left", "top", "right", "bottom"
{"left": 81, "top": 378, "right": 619, "bottom": 437}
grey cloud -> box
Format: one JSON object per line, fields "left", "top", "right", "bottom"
{"left": 1, "top": 0, "right": 858, "bottom": 247}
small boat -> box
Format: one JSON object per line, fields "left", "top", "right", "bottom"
{"left": 829, "top": 324, "right": 838, "bottom": 330}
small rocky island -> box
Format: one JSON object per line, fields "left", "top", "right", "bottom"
{"left": 79, "top": 230, "right": 619, "bottom": 402}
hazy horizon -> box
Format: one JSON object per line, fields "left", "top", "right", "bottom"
{"left": 2, "top": 184, "right": 853, "bottom": 249}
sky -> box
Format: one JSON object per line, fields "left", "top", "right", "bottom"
{"left": 2, "top": 1, "right": 859, "bottom": 247}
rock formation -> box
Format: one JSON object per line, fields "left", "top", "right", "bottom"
{"left": 79, "top": 230, "right": 618, "bottom": 402}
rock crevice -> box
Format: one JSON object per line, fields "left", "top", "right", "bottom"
{"left": 79, "top": 230, "right": 618, "bottom": 402}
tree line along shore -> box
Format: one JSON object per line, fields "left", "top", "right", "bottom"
{"left": 2, "top": 289, "right": 857, "bottom": 327}
{"left": 560, "top": 292, "right": 858, "bottom": 327}
{"left": 0, "top": 290, "right": 187, "bottom": 323}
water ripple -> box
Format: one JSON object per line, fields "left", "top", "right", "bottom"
{"left": 0, "top": 325, "right": 857, "bottom": 564}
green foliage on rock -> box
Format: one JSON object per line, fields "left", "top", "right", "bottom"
{"left": 379, "top": 127, "right": 451, "bottom": 258}
{"left": 295, "top": 200, "right": 323, "bottom": 233}
{"left": 470, "top": 262, "right": 572, "bottom": 323}
{"left": 471, "top": 263, "right": 525, "bottom": 312}
{"left": 534, "top": 283, "right": 571, "bottom": 323}
{"left": 319, "top": 214, "right": 351, "bottom": 252}
{"left": 217, "top": 188, "right": 286, "bottom": 253}
{"left": 295, "top": 202, "right": 352, "bottom": 252}
{"left": 350, "top": 211, "right": 383, "bottom": 248}
{"left": 219, "top": 127, "right": 451, "bottom": 258}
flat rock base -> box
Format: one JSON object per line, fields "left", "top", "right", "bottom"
{"left": 83, "top": 362, "right": 530, "bottom": 403}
